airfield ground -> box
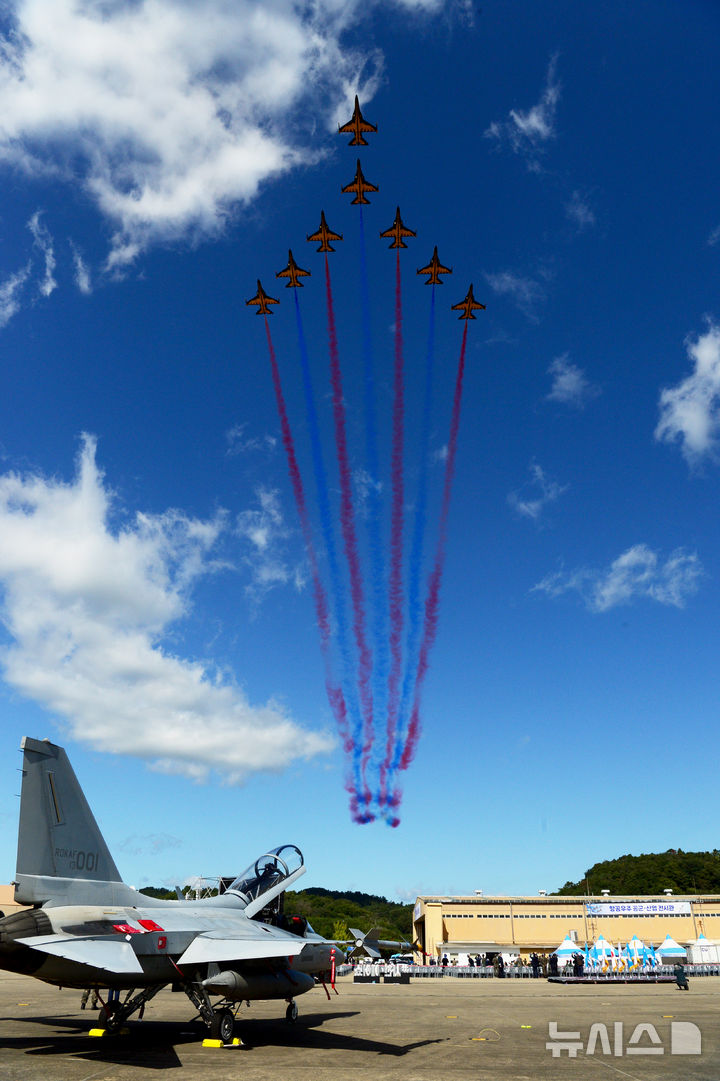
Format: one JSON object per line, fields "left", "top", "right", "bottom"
{"left": 1, "top": 971, "right": 718, "bottom": 1080}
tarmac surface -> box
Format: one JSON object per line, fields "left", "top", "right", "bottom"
{"left": 1, "top": 971, "right": 718, "bottom": 1080}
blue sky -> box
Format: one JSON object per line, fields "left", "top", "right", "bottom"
{"left": 1, "top": 0, "right": 719, "bottom": 903}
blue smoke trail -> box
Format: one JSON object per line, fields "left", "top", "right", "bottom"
{"left": 387, "top": 285, "right": 437, "bottom": 792}
{"left": 294, "top": 290, "right": 365, "bottom": 815}
{"left": 358, "top": 204, "right": 388, "bottom": 810}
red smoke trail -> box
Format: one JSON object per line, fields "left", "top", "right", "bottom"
{"left": 263, "top": 316, "right": 352, "bottom": 757}
{"left": 380, "top": 249, "right": 406, "bottom": 807}
{"left": 393, "top": 321, "right": 470, "bottom": 810}
{"left": 324, "top": 255, "right": 375, "bottom": 817}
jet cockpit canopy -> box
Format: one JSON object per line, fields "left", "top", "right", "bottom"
{"left": 225, "top": 845, "right": 305, "bottom": 917}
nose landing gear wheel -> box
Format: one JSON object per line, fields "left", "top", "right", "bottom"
{"left": 286, "top": 1000, "right": 298, "bottom": 1024}
{"left": 211, "top": 1007, "right": 235, "bottom": 1043}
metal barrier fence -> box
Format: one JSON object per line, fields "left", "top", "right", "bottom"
{"left": 339, "top": 963, "right": 720, "bottom": 979}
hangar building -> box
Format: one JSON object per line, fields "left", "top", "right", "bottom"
{"left": 413, "top": 892, "right": 720, "bottom": 960}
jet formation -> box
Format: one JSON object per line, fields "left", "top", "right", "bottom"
{"left": 247, "top": 94, "right": 485, "bottom": 318}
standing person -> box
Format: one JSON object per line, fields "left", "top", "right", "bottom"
{"left": 540, "top": 954, "right": 548, "bottom": 977}
{"left": 531, "top": 952, "right": 540, "bottom": 979}
{"left": 549, "top": 953, "right": 559, "bottom": 977}
{"left": 674, "top": 962, "right": 689, "bottom": 990}
{"left": 442, "top": 953, "right": 449, "bottom": 968}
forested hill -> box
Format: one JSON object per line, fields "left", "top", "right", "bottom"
{"left": 556, "top": 850, "right": 720, "bottom": 896}
{"left": 284, "top": 887, "right": 413, "bottom": 942}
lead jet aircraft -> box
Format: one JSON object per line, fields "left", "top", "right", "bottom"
{"left": 380, "top": 207, "right": 416, "bottom": 249}
{"left": 417, "top": 246, "right": 452, "bottom": 285}
{"left": 307, "top": 210, "right": 343, "bottom": 252}
{"left": 338, "top": 95, "right": 377, "bottom": 145}
{"left": 341, "top": 159, "right": 379, "bottom": 205}
{"left": 246, "top": 279, "right": 280, "bottom": 315}
{"left": 451, "top": 283, "right": 486, "bottom": 319}
{"left": 0, "top": 737, "right": 339, "bottom": 1044}
{"left": 276, "top": 250, "right": 311, "bottom": 288}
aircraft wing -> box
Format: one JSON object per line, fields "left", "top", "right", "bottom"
{"left": 17, "top": 933, "right": 144, "bottom": 974}
{"left": 178, "top": 933, "right": 305, "bottom": 966}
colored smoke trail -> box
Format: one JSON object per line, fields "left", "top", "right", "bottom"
{"left": 262, "top": 316, "right": 351, "bottom": 759}
{"left": 358, "top": 205, "right": 389, "bottom": 802}
{"left": 380, "top": 248, "right": 406, "bottom": 808}
{"left": 389, "top": 285, "right": 437, "bottom": 786}
{"left": 293, "top": 289, "right": 364, "bottom": 808}
{"left": 387, "top": 320, "right": 470, "bottom": 818}
{"left": 324, "top": 254, "right": 375, "bottom": 820}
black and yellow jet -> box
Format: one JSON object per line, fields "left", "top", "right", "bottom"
{"left": 451, "top": 283, "right": 486, "bottom": 319}
{"left": 417, "top": 246, "right": 452, "bottom": 285}
{"left": 246, "top": 280, "right": 280, "bottom": 315}
{"left": 338, "top": 95, "right": 377, "bottom": 145}
{"left": 341, "top": 159, "right": 379, "bottom": 205}
{"left": 276, "top": 250, "right": 311, "bottom": 288}
{"left": 307, "top": 210, "right": 343, "bottom": 252}
{"left": 380, "top": 207, "right": 416, "bottom": 249}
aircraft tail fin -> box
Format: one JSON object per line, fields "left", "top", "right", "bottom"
{"left": 15, "top": 737, "right": 134, "bottom": 908}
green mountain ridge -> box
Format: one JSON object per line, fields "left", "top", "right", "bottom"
{"left": 556, "top": 850, "right": 720, "bottom": 896}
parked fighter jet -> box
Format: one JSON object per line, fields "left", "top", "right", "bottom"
{"left": 0, "top": 738, "right": 339, "bottom": 1043}
{"left": 417, "top": 246, "right": 452, "bottom": 285}
{"left": 307, "top": 210, "right": 343, "bottom": 252}
{"left": 380, "top": 207, "right": 416, "bottom": 249}
{"left": 451, "top": 283, "right": 486, "bottom": 319}
{"left": 276, "top": 250, "right": 311, "bottom": 288}
{"left": 341, "top": 159, "right": 379, "bottom": 205}
{"left": 246, "top": 280, "right": 280, "bottom": 315}
{"left": 338, "top": 95, "right": 377, "bottom": 146}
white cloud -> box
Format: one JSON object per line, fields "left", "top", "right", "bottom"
{"left": 0, "top": 437, "right": 333, "bottom": 782}
{"left": 225, "top": 423, "right": 276, "bottom": 457}
{"left": 27, "top": 210, "right": 57, "bottom": 297}
{"left": 655, "top": 320, "right": 720, "bottom": 463}
{"left": 485, "top": 54, "right": 560, "bottom": 164}
{"left": 0, "top": 0, "right": 450, "bottom": 268}
{"left": 236, "top": 486, "right": 305, "bottom": 599}
{"left": 533, "top": 544, "right": 703, "bottom": 613}
{"left": 508, "top": 463, "right": 567, "bottom": 522}
{"left": 565, "top": 190, "right": 595, "bottom": 232}
{"left": 546, "top": 353, "right": 600, "bottom": 408}
{"left": 69, "top": 240, "right": 92, "bottom": 295}
{"left": 484, "top": 270, "right": 546, "bottom": 321}
{"left": 708, "top": 224, "right": 720, "bottom": 247}
{"left": 0, "top": 263, "right": 31, "bottom": 327}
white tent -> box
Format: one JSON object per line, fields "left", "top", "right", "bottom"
{"left": 656, "top": 934, "right": 686, "bottom": 959}
{"left": 555, "top": 935, "right": 581, "bottom": 957}
{"left": 686, "top": 934, "right": 720, "bottom": 964}
{"left": 589, "top": 935, "right": 614, "bottom": 959}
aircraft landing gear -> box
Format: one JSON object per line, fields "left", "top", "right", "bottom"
{"left": 96, "top": 984, "right": 165, "bottom": 1031}
{"left": 210, "top": 1007, "right": 235, "bottom": 1043}
{"left": 285, "top": 999, "right": 298, "bottom": 1024}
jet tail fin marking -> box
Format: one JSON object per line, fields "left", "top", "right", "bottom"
{"left": 15, "top": 737, "right": 128, "bottom": 907}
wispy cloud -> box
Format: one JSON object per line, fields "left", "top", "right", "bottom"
{"left": 0, "top": 437, "right": 332, "bottom": 782}
{"left": 235, "top": 486, "right": 305, "bottom": 599}
{"left": 707, "top": 224, "right": 720, "bottom": 247}
{"left": 546, "top": 353, "right": 600, "bottom": 408}
{"left": 508, "top": 463, "right": 568, "bottom": 522}
{"left": 69, "top": 241, "right": 92, "bottom": 295}
{"left": 0, "top": 264, "right": 31, "bottom": 328}
{"left": 27, "top": 211, "right": 57, "bottom": 298}
{"left": 0, "top": 0, "right": 448, "bottom": 269}
{"left": 225, "top": 423, "right": 277, "bottom": 458}
{"left": 485, "top": 54, "right": 560, "bottom": 167}
{"left": 533, "top": 544, "right": 703, "bottom": 612}
{"left": 484, "top": 270, "right": 546, "bottom": 321}
{"left": 565, "top": 190, "right": 595, "bottom": 232}
{"left": 655, "top": 320, "right": 720, "bottom": 464}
